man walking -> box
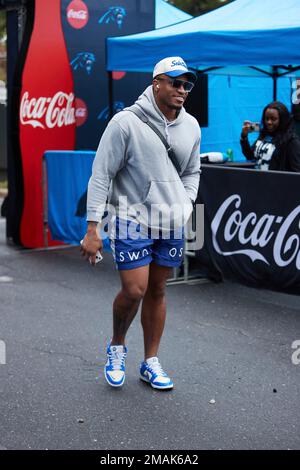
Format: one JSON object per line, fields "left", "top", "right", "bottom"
{"left": 81, "top": 57, "right": 201, "bottom": 390}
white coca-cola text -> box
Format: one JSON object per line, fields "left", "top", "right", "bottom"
{"left": 67, "top": 9, "right": 87, "bottom": 20}
{"left": 20, "top": 91, "right": 76, "bottom": 130}
{"left": 211, "top": 194, "right": 300, "bottom": 270}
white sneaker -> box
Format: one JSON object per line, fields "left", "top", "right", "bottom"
{"left": 140, "top": 357, "right": 173, "bottom": 390}
{"left": 104, "top": 343, "right": 127, "bottom": 387}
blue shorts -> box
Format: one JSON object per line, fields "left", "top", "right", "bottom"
{"left": 110, "top": 218, "right": 184, "bottom": 271}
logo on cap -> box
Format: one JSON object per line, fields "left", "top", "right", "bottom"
{"left": 171, "top": 59, "right": 187, "bottom": 68}
{"left": 153, "top": 56, "right": 195, "bottom": 81}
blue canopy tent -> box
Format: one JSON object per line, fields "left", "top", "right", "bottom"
{"left": 107, "top": 0, "right": 300, "bottom": 92}
{"left": 106, "top": 0, "right": 299, "bottom": 158}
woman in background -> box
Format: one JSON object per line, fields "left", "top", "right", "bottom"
{"left": 240, "top": 101, "right": 300, "bottom": 172}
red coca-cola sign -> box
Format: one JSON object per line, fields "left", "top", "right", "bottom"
{"left": 19, "top": 0, "right": 76, "bottom": 248}
{"left": 67, "top": 0, "right": 89, "bottom": 29}
{"left": 75, "top": 97, "right": 88, "bottom": 127}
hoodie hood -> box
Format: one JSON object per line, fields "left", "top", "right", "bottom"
{"left": 124, "top": 85, "right": 186, "bottom": 127}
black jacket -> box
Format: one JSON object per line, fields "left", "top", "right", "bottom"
{"left": 240, "top": 134, "right": 300, "bottom": 172}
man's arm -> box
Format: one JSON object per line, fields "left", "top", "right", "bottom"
{"left": 81, "top": 120, "right": 127, "bottom": 264}
{"left": 86, "top": 120, "right": 127, "bottom": 222}
{"left": 180, "top": 130, "right": 201, "bottom": 203}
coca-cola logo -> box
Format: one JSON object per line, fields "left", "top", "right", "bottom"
{"left": 20, "top": 91, "right": 76, "bottom": 130}
{"left": 75, "top": 98, "right": 88, "bottom": 127}
{"left": 211, "top": 194, "right": 300, "bottom": 270}
{"left": 67, "top": 0, "right": 89, "bottom": 29}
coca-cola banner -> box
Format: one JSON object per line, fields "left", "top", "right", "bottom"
{"left": 61, "top": 0, "right": 154, "bottom": 149}
{"left": 19, "top": 0, "right": 76, "bottom": 248}
{"left": 197, "top": 166, "right": 300, "bottom": 295}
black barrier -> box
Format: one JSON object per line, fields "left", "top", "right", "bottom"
{"left": 196, "top": 165, "right": 300, "bottom": 295}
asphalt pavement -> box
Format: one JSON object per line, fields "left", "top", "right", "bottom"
{"left": 0, "top": 204, "right": 300, "bottom": 450}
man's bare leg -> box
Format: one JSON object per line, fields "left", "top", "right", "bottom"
{"left": 140, "top": 263, "right": 172, "bottom": 360}
{"left": 111, "top": 265, "right": 149, "bottom": 346}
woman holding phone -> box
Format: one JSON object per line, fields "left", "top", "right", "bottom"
{"left": 240, "top": 101, "right": 300, "bottom": 172}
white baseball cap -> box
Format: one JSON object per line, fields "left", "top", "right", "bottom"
{"left": 153, "top": 56, "right": 196, "bottom": 82}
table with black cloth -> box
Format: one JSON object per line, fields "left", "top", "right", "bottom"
{"left": 195, "top": 163, "right": 300, "bottom": 295}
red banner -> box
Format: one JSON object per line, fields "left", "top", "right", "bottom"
{"left": 19, "top": 0, "right": 76, "bottom": 248}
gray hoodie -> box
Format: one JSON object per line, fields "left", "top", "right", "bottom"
{"left": 87, "top": 85, "right": 201, "bottom": 229}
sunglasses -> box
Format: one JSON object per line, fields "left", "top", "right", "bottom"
{"left": 156, "top": 77, "right": 195, "bottom": 93}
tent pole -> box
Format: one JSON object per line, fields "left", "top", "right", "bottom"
{"left": 276, "top": 66, "right": 300, "bottom": 78}
{"left": 108, "top": 71, "right": 113, "bottom": 120}
{"left": 273, "top": 66, "right": 278, "bottom": 101}
{"left": 198, "top": 66, "right": 223, "bottom": 74}
{"left": 249, "top": 66, "right": 272, "bottom": 77}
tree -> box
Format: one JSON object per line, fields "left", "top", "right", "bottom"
{"left": 0, "top": 11, "right": 6, "bottom": 41}
{"left": 167, "top": 0, "right": 234, "bottom": 16}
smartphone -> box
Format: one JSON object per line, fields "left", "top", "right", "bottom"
{"left": 249, "top": 122, "right": 260, "bottom": 132}
{"left": 80, "top": 240, "right": 103, "bottom": 264}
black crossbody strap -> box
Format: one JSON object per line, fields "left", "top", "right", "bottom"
{"left": 126, "top": 108, "right": 182, "bottom": 175}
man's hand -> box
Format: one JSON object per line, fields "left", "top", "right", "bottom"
{"left": 80, "top": 222, "right": 103, "bottom": 266}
